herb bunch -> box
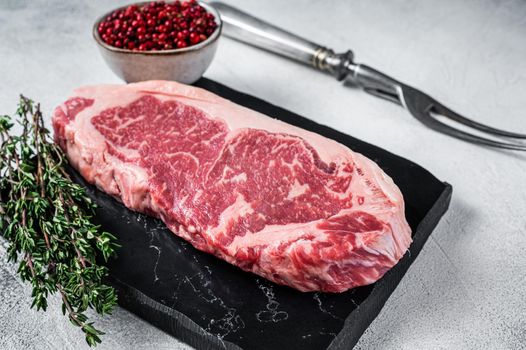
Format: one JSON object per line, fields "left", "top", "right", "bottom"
{"left": 0, "top": 96, "right": 119, "bottom": 346}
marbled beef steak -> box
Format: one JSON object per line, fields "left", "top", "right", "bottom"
{"left": 52, "top": 81, "right": 411, "bottom": 292}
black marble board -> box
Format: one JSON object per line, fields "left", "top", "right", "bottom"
{"left": 69, "top": 78, "right": 453, "bottom": 350}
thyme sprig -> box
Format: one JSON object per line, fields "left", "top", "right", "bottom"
{"left": 0, "top": 96, "right": 120, "bottom": 346}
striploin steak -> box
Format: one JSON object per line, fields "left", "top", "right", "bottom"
{"left": 52, "top": 81, "right": 412, "bottom": 292}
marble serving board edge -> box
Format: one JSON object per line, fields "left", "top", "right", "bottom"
{"left": 109, "top": 276, "right": 242, "bottom": 350}
{"left": 327, "top": 185, "right": 452, "bottom": 349}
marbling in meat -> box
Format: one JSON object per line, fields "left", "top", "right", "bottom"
{"left": 52, "top": 81, "right": 412, "bottom": 292}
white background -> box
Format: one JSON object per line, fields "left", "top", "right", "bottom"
{"left": 0, "top": 0, "right": 525, "bottom": 349}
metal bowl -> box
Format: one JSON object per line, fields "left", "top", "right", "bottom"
{"left": 92, "top": 1, "right": 222, "bottom": 84}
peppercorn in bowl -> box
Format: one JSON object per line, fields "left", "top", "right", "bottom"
{"left": 93, "top": 0, "right": 222, "bottom": 84}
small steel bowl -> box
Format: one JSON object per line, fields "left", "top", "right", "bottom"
{"left": 93, "top": 1, "right": 222, "bottom": 84}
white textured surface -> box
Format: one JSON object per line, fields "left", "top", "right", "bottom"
{"left": 1, "top": 0, "right": 525, "bottom": 349}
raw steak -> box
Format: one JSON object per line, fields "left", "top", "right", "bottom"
{"left": 52, "top": 81, "right": 412, "bottom": 293}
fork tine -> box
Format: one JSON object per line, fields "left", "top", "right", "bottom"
{"left": 418, "top": 109, "right": 526, "bottom": 151}
{"left": 432, "top": 102, "right": 526, "bottom": 139}
{"left": 401, "top": 84, "right": 526, "bottom": 150}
